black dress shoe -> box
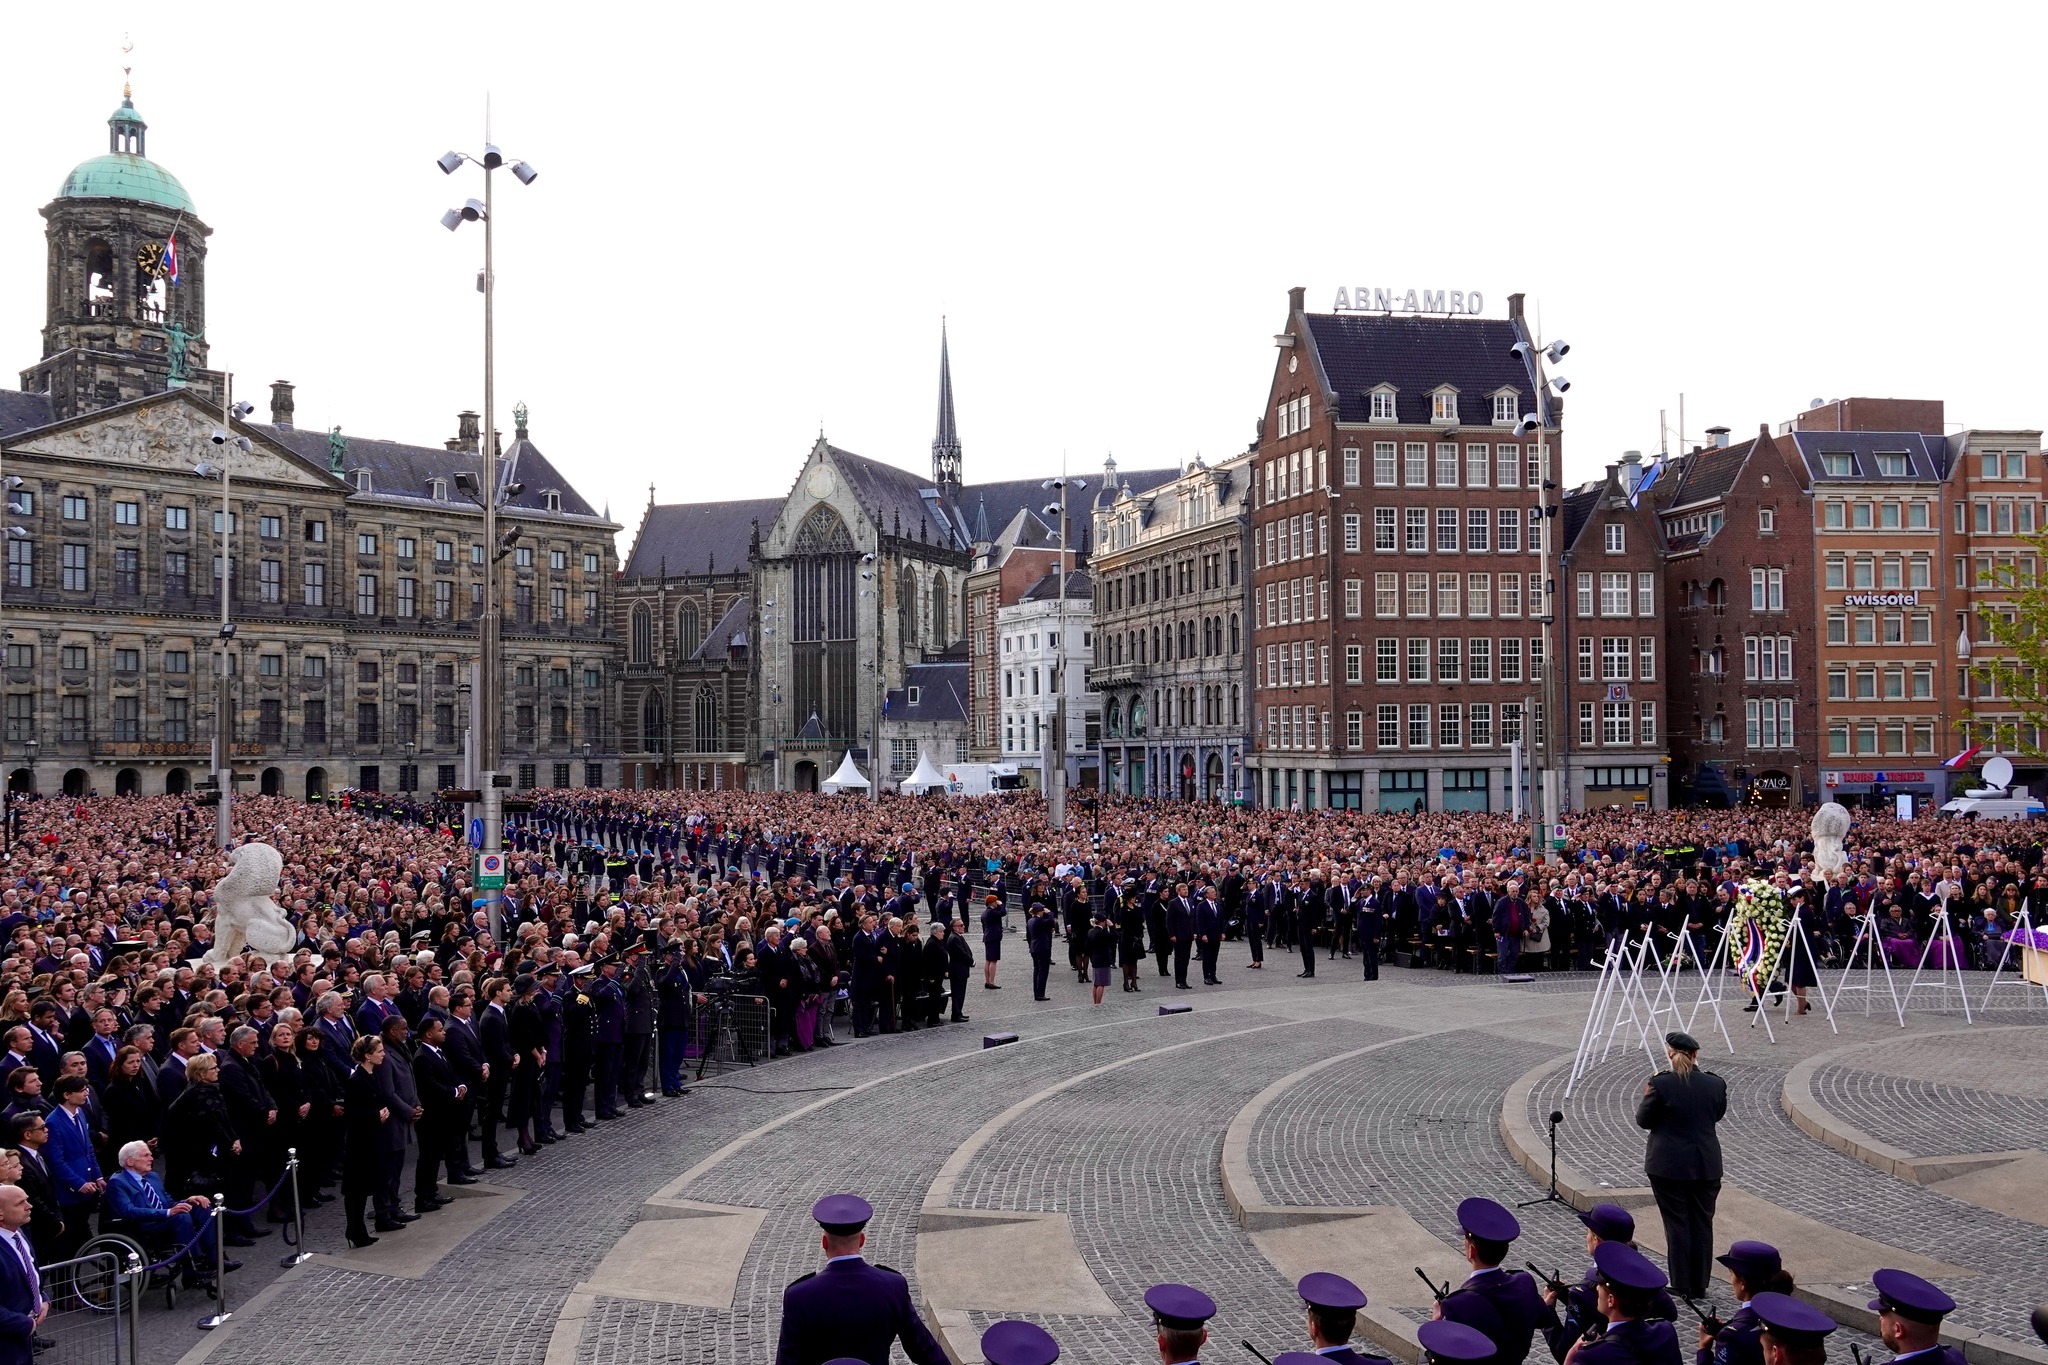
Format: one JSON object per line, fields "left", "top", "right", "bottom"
{"left": 220, "top": 1258, "right": 243, "bottom": 1273}
{"left": 484, "top": 1155, "right": 517, "bottom": 1168}
{"left": 537, "top": 1133, "right": 558, "bottom": 1144}
{"left": 394, "top": 1210, "right": 421, "bottom": 1223}
{"left": 449, "top": 1174, "right": 480, "bottom": 1185}
{"left": 374, "top": 1220, "right": 407, "bottom": 1233}
{"left": 225, "top": 1234, "right": 257, "bottom": 1247}
{"left": 1296, "top": 971, "right": 1314, "bottom": 978}
{"left": 346, "top": 1233, "right": 379, "bottom": 1249}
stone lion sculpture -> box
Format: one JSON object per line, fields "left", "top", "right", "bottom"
{"left": 204, "top": 841, "right": 298, "bottom": 965}
{"left": 1811, "top": 801, "right": 1852, "bottom": 879}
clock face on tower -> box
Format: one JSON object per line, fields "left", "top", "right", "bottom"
{"left": 135, "top": 241, "right": 168, "bottom": 279}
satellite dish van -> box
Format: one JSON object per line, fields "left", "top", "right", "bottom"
{"left": 1937, "top": 755, "right": 2046, "bottom": 820}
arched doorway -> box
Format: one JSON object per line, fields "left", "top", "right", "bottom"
{"left": 62, "top": 769, "right": 87, "bottom": 798}
{"left": 165, "top": 767, "right": 189, "bottom": 795}
{"left": 1178, "top": 751, "right": 1196, "bottom": 801}
{"left": 6, "top": 769, "right": 29, "bottom": 795}
{"left": 261, "top": 767, "right": 283, "bottom": 796}
{"left": 1206, "top": 752, "right": 1225, "bottom": 800}
{"left": 115, "top": 768, "right": 140, "bottom": 797}
{"left": 793, "top": 760, "right": 819, "bottom": 793}
{"left": 305, "top": 766, "right": 328, "bottom": 801}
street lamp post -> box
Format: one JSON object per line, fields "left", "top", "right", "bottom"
{"left": 440, "top": 139, "right": 538, "bottom": 945}
{"left": 1509, "top": 311, "right": 1571, "bottom": 863}
{"left": 195, "top": 380, "right": 256, "bottom": 849}
{"left": 1040, "top": 475, "right": 1085, "bottom": 831}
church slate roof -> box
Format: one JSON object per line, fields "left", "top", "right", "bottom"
{"left": 690, "top": 595, "right": 753, "bottom": 664}
{"left": 832, "top": 445, "right": 940, "bottom": 541}
{"left": 1301, "top": 313, "right": 1533, "bottom": 426}
{"left": 0, "top": 391, "right": 53, "bottom": 441}
{"left": 626, "top": 499, "right": 782, "bottom": 579}
{"left": 886, "top": 659, "right": 968, "bottom": 725}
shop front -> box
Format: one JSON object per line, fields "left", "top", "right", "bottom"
{"left": 1822, "top": 767, "right": 1948, "bottom": 811}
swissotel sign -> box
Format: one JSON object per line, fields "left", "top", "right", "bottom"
{"left": 1332, "top": 287, "right": 1486, "bottom": 315}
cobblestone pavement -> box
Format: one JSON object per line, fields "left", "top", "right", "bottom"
{"left": 1810, "top": 1030, "right": 2048, "bottom": 1156}
{"left": 140, "top": 938, "right": 2045, "bottom": 1365}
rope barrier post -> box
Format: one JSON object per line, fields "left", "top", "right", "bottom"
{"left": 197, "top": 1190, "right": 231, "bottom": 1330}
{"left": 125, "top": 1249, "right": 143, "bottom": 1365}
{"left": 282, "top": 1149, "right": 311, "bottom": 1267}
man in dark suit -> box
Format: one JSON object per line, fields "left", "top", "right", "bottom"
{"left": 1242, "top": 874, "right": 1268, "bottom": 968}
{"left": 775, "top": 1194, "right": 944, "bottom": 1365}
{"left": 1296, "top": 875, "right": 1326, "bottom": 978}
{"left": 7, "top": 1115, "right": 64, "bottom": 1264}
{"left": 443, "top": 988, "right": 486, "bottom": 1176}
{"left": 1026, "top": 903, "right": 1055, "bottom": 1002}
{"left": 1195, "top": 889, "right": 1224, "bottom": 984}
{"left": 1144, "top": 877, "right": 1170, "bottom": 977}
{"left": 0, "top": 1183, "right": 47, "bottom": 1365}
{"left": 1358, "top": 878, "right": 1389, "bottom": 982}
{"left": 20, "top": 1008, "right": 61, "bottom": 1087}
{"left": 1634, "top": 1031, "right": 1727, "bottom": 1299}
{"left": 412, "top": 1016, "right": 466, "bottom": 1211}
{"left": 1166, "top": 886, "right": 1195, "bottom": 989}
{"left": 477, "top": 979, "right": 518, "bottom": 1167}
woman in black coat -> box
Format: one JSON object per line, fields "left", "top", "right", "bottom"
{"left": 506, "top": 979, "right": 547, "bottom": 1156}
{"left": 293, "top": 1026, "right": 341, "bottom": 1203}
{"left": 1635, "top": 1031, "right": 1727, "bottom": 1300}
{"left": 261, "top": 1022, "right": 314, "bottom": 1214}
{"left": 101, "top": 1045, "right": 162, "bottom": 1156}
{"left": 342, "top": 1034, "right": 394, "bottom": 1247}
{"left": 161, "top": 1053, "right": 238, "bottom": 1202}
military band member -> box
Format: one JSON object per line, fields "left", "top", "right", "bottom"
{"left": 1545, "top": 1204, "right": 1678, "bottom": 1360}
{"left": 1438, "top": 1198, "right": 1556, "bottom": 1365}
{"left": 1562, "top": 1243, "right": 1681, "bottom": 1365}
{"left": 1297, "top": 1271, "right": 1392, "bottom": 1364}
{"left": 1695, "top": 1242, "right": 1791, "bottom": 1365}
{"left": 775, "top": 1194, "right": 944, "bottom": 1365}
{"left": 981, "top": 1319, "right": 1060, "bottom": 1365}
{"left": 1421, "top": 1322, "right": 1501, "bottom": 1365}
{"left": 1146, "top": 1283, "right": 1218, "bottom": 1365}
{"left": 1747, "top": 1294, "right": 1835, "bottom": 1365}
{"left": 1867, "top": 1269, "right": 1965, "bottom": 1365}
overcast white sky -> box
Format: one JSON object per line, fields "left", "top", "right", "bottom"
{"left": 4, "top": 4, "right": 2042, "bottom": 548}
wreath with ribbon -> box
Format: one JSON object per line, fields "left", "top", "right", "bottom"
{"left": 1727, "top": 879, "right": 1789, "bottom": 995}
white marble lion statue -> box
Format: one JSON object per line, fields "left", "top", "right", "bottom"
{"left": 1811, "top": 801, "right": 1852, "bottom": 879}
{"left": 204, "top": 841, "right": 298, "bottom": 964}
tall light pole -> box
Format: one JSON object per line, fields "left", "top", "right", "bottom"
{"left": 195, "top": 379, "right": 256, "bottom": 849}
{"left": 1041, "top": 475, "right": 1085, "bottom": 830}
{"left": 440, "top": 138, "right": 538, "bottom": 945}
{"left": 1509, "top": 308, "right": 1571, "bottom": 863}
{"left": 1, "top": 469, "right": 27, "bottom": 838}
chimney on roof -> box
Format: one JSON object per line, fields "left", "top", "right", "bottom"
{"left": 1507, "top": 293, "right": 1525, "bottom": 323}
{"left": 1706, "top": 425, "right": 1730, "bottom": 449}
{"left": 449, "top": 411, "right": 480, "bottom": 454}
{"left": 1620, "top": 450, "right": 1643, "bottom": 493}
{"left": 1288, "top": 286, "right": 1305, "bottom": 313}
{"left": 269, "top": 381, "right": 295, "bottom": 429}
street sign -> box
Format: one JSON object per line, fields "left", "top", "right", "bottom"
{"left": 1552, "top": 823, "right": 1567, "bottom": 851}
{"left": 475, "top": 851, "right": 506, "bottom": 889}
{"left": 469, "top": 819, "right": 484, "bottom": 849}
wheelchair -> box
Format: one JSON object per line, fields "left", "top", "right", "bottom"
{"left": 73, "top": 1214, "right": 200, "bottom": 1312}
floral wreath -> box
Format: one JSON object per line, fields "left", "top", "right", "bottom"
{"left": 1726, "top": 878, "right": 1789, "bottom": 995}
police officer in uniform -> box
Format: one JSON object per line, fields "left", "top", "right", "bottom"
{"left": 981, "top": 1320, "right": 1060, "bottom": 1365}
{"left": 589, "top": 959, "right": 626, "bottom": 1119}
{"left": 1438, "top": 1198, "right": 1556, "bottom": 1365}
{"left": 1145, "top": 1283, "right": 1217, "bottom": 1365}
{"left": 1694, "top": 1242, "right": 1790, "bottom": 1365}
{"left": 1560, "top": 1243, "right": 1681, "bottom": 1365}
{"left": 559, "top": 963, "right": 595, "bottom": 1132}
{"left": 1297, "top": 1271, "right": 1392, "bottom": 1363}
{"left": 1420, "top": 1323, "right": 1499, "bottom": 1365}
{"left": 775, "top": 1194, "right": 944, "bottom": 1365}
{"left": 1868, "top": 1270, "right": 1966, "bottom": 1365}
{"left": 1746, "top": 1295, "right": 1835, "bottom": 1365}
{"left": 1026, "top": 902, "right": 1056, "bottom": 1001}
{"left": 1544, "top": 1204, "right": 1677, "bottom": 1361}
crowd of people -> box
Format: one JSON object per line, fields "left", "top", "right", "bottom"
{"left": 0, "top": 785, "right": 2039, "bottom": 1328}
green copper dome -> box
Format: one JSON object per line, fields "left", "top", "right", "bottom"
{"left": 56, "top": 95, "right": 195, "bottom": 214}
{"left": 58, "top": 153, "right": 195, "bottom": 213}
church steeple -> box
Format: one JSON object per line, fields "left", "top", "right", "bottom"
{"left": 932, "top": 320, "right": 962, "bottom": 497}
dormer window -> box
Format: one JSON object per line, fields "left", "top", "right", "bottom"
{"left": 907, "top": 686, "right": 921, "bottom": 706}
{"left": 1874, "top": 451, "right": 1908, "bottom": 477}
{"left": 430, "top": 479, "right": 448, "bottom": 501}
{"left": 543, "top": 490, "right": 562, "bottom": 512}
{"left": 1822, "top": 452, "right": 1854, "bottom": 477}
{"left": 1431, "top": 388, "right": 1460, "bottom": 424}
{"left": 354, "top": 469, "right": 372, "bottom": 494}
{"left": 1492, "top": 392, "right": 1520, "bottom": 425}
{"left": 1369, "top": 387, "right": 1398, "bottom": 423}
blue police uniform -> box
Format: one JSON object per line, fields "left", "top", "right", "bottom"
{"left": 1442, "top": 1199, "right": 1556, "bottom": 1365}
{"left": 1567, "top": 1245, "right": 1682, "bottom": 1365}
{"left": 1694, "top": 1241, "right": 1781, "bottom": 1365}
{"left": 1868, "top": 1270, "right": 1964, "bottom": 1365}
{"left": 776, "top": 1195, "right": 944, "bottom": 1365}
{"left": 1298, "top": 1271, "right": 1392, "bottom": 1365}
{"left": 980, "top": 1320, "right": 1059, "bottom": 1365}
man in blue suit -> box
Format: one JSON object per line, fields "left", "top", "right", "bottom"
{"left": 106, "top": 1141, "right": 232, "bottom": 1288}
{"left": 0, "top": 1184, "right": 46, "bottom": 1365}
{"left": 43, "top": 1076, "right": 103, "bottom": 1262}
{"left": 775, "top": 1194, "right": 944, "bottom": 1365}
{"left": 1195, "top": 888, "right": 1224, "bottom": 984}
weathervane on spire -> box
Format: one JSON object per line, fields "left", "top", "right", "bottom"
{"left": 121, "top": 33, "right": 133, "bottom": 99}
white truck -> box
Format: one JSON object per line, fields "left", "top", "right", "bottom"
{"left": 944, "top": 762, "right": 1026, "bottom": 797}
{"left": 1936, "top": 785, "right": 2046, "bottom": 821}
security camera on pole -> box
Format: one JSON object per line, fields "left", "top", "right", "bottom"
{"left": 438, "top": 134, "right": 538, "bottom": 948}
{"left": 1508, "top": 309, "right": 1570, "bottom": 863}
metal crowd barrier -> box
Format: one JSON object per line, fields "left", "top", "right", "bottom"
{"left": 38, "top": 1249, "right": 130, "bottom": 1365}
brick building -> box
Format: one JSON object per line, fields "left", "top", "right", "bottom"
{"left": 1245, "top": 286, "right": 1558, "bottom": 812}
{"left": 1656, "top": 427, "right": 1819, "bottom": 807}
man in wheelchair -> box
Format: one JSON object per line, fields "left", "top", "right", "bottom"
{"left": 103, "top": 1142, "right": 237, "bottom": 1290}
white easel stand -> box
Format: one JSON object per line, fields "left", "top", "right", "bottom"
{"left": 1901, "top": 900, "right": 1974, "bottom": 1024}
{"left": 1564, "top": 950, "right": 1624, "bottom": 1098}
{"left": 1675, "top": 924, "right": 1737, "bottom": 1054}
{"left": 1749, "top": 907, "right": 1838, "bottom": 1039}
{"left": 1979, "top": 908, "right": 2048, "bottom": 1012}
{"left": 1827, "top": 907, "right": 1905, "bottom": 1026}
